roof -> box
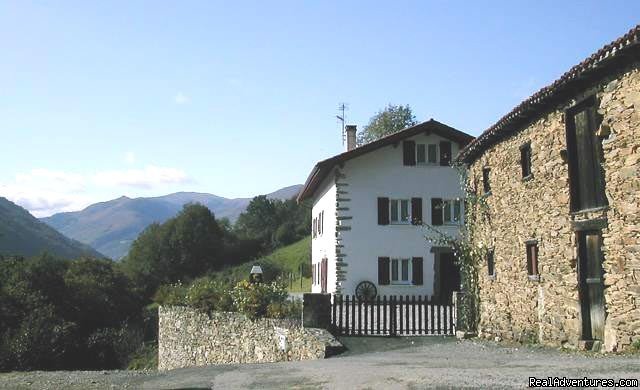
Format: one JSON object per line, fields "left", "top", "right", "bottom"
{"left": 458, "top": 24, "right": 640, "bottom": 164}
{"left": 297, "top": 119, "right": 474, "bottom": 202}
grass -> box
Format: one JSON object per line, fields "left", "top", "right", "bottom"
{"left": 210, "top": 236, "right": 311, "bottom": 293}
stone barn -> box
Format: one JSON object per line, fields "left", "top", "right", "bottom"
{"left": 457, "top": 25, "right": 640, "bottom": 352}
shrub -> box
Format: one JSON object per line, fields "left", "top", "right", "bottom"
{"left": 266, "top": 300, "right": 302, "bottom": 319}
{"left": 184, "top": 278, "right": 233, "bottom": 313}
{"left": 153, "top": 282, "right": 187, "bottom": 306}
{"left": 127, "top": 342, "right": 158, "bottom": 370}
{"left": 231, "top": 280, "right": 288, "bottom": 319}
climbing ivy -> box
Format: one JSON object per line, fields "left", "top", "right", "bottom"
{"left": 423, "top": 163, "right": 488, "bottom": 332}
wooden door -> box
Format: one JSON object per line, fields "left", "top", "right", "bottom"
{"left": 577, "top": 231, "right": 605, "bottom": 340}
{"left": 321, "top": 257, "right": 328, "bottom": 294}
{"left": 437, "top": 252, "right": 461, "bottom": 304}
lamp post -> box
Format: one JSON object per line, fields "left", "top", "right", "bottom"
{"left": 250, "top": 265, "right": 263, "bottom": 284}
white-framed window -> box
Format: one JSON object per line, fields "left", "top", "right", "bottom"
{"left": 390, "top": 258, "right": 411, "bottom": 284}
{"left": 389, "top": 199, "right": 410, "bottom": 224}
{"left": 443, "top": 199, "right": 463, "bottom": 224}
{"left": 416, "top": 143, "right": 438, "bottom": 165}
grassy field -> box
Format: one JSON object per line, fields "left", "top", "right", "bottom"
{"left": 211, "top": 236, "right": 311, "bottom": 292}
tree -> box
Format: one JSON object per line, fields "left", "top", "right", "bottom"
{"left": 357, "top": 104, "right": 417, "bottom": 145}
{"left": 122, "top": 203, "right": 225, "bottom": 299}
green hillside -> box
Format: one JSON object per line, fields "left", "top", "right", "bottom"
{"left": 211, "top": 236, "right": 311, "bottom": 292}
{"left": 0, "top": 197, "right": 104, "bottom": 259}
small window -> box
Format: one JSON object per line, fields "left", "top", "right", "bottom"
{"left": 417, "top": 144, "right": 426, "bottom": 164}
{"left": 389, "top": 199, "right": 411, "bottom": 224}
{"left": 482, "top": 167, "right": 491, "bottom": 194}
{"left": 442, "top": 199, "right": 463, "bottom": 224}
{"left": 313, "top": 218, "right": 317, "bottom": 238}
{"left": 428, "top": 144, "right": 437, "bottom": 163}
{"left": 487, "top": 249, "right": 495, "bottom": 277}
{"left": 390, "top": 258, "right": 411, "bottom": 284}
{"left": 526, "top": 241, "right": 539, "bottom": 277}
{"left": 520, "top": 143, "right": 532, "bottom": 179}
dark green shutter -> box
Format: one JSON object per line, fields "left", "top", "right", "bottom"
{"left": 431, "top": 198, "right": 443, "bottom": 226}
{"left": 403, "top": 140, "right": 416, "bottom": 166}
{"left": 378, "top": 257, "right": 390, "bottom": 285}
{"left": 412, "top": 257, "right": 423, "bottom": 285}
{"left": 378, "top": 197, "right": 389, "bottom": 225}
{"left": 439, "top": 141, "right": 452, "bottom": 166}
{"left": 411, "top": 197, "right": 422, "bottom": 225}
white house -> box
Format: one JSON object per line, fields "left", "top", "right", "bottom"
{"left": 297, "top": 120, "right": 474, "bottom": 301}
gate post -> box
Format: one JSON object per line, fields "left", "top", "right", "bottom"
{"left": 303, "top": 293, "right": 331, "bottom": 329}
{"left": 453, "top": 291, "right": 476, "bottom": 339}
{"left": 390, "top": 296, "right": 397, "bottom": 336}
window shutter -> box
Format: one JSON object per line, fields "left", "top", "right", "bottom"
{"left": 439, "top": 141, "right": 452, "bottom": 166}
{"left": 411, "top": 197, "right": 422, "bottom": 225}
{"left": 431, "top": 198, "right": 443, "bottom": 226}
{"left": 412, "top": 257, "right": 423, "bottom": 285}
{"left": 403, "top": 140, "right": 416, "bottom": 166}
{"left": 378, "top": 257, "right": 390, "bottom": 285}
{"left": 377, "top": 197, "right": 389, "bottom": 225}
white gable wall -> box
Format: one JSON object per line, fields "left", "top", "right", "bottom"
{"left": 336, "top": 132, "right": 464, "bottom": 297}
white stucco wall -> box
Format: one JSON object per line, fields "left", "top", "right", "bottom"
{"left": 333, "top": 132, "right": 465, "bottom": 297}
{"left": 310, "top": 174, "right": 336, "bottom": 293}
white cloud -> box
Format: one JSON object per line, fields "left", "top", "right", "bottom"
{"left": 92, "top": 165, "right": 191, "bottom": 189}
{"left": 1, "top": 165, "right": 192, "bottom": 217}
{"left": 1, "top": 169, "right": 90, "bottom": 216}
{"left": 174, "top": 92, "right": 190, "bottom": 104}
{"left": 124, "top": 151, "right": 136, "bottom": 164}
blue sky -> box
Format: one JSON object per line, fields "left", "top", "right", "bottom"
{"left": 1, "top": 1, "right": 638, "bottom": 217}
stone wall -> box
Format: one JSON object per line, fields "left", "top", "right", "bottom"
{"left": 158, "top": 306, "right": 342, "bottom": 370}
{"left": 467, "top": 63, "right": 640, "bottom": 352}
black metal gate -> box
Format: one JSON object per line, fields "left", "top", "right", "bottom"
{"left": 331, "top": 295, "right": 455, "bottom": 336}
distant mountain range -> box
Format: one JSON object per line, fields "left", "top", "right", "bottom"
{"left": 0, "top": 197, "right": 104, "bottom": 259}
{"left": 41, "top": 185, "right": 302, "bottom": 260}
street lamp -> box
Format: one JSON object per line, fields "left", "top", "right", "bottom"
{"left": 250, "top": 265, "right": 263, "bottom": 284}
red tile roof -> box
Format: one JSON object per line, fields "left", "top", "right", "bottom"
{"left": 297, "top": 119, "right": 474, "bottom": 202}
{"left": 458, "top": 24, "right": 640, "bottom": 164}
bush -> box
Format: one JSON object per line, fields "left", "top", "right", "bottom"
{"left": 231, "top": 280, "right": 288, "bottom": 319}
{"left": 266, "top": 300, "right": 302, "bottom": 320}
{"left": 127, "top": 342, "right": 158, "bottom": 370}
{"left": 153, "top": 282, "right": 187, "bottom": 306}
{"left": 184, "top": 278, "right": 233, "bottom": 312}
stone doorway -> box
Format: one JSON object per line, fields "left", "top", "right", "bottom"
{"left": 433, "top": 249, "right": 460, "bottom": 304}
{"left": 577, "top": 230, "right": 606, "bottom": 342}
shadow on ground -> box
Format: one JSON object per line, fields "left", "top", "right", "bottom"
{"left": 336, "top": 335, "right": 456, "bottom": 357}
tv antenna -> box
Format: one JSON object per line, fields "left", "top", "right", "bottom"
{"left": 336, "top": 103, "right": 349, "bottom": 145}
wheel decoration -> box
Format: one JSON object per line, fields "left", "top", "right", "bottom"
{"left": 355, "top": 281, "right": 377, "bottom": 301}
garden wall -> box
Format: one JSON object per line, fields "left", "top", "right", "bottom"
{"left": 158, "top": 306, "right": 342, "bottom": 370}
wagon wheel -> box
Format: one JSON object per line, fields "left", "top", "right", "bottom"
{"left": 355, "top": 281, "right": 377, "bottom": 301}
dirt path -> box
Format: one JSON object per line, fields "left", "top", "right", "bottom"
{"left": 1, "top": 338, "right": 638, "bottom": 389}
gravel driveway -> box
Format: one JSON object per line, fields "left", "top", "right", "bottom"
{"left": 1, "top": 337, "right": 638, "bottom": 389}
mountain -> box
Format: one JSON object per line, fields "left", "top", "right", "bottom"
{"left": 0, "top": 197, "right": 105, "bottom": 259}
{"left": 42, "top": 185, "right": 303, "bottom": 260}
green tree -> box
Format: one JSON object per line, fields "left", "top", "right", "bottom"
{"left": 122, "top": 203, "right": 225, "bottom": 299}
{"left": 357, "top": 104, "right": 417, "bottom": 145}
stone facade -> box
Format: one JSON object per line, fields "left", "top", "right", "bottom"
{"left": 466, "top": 63, "right": 640, "bottom": 352}
{"left": 158, "top": 306, "right": 342, "bottom": 370}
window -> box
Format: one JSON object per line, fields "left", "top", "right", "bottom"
{"left": 482, "top": 167, "right": 491, "bottom": 194}
{"left": 520, "top": 143, "right": 532, "bottom": 179}
{"left": 565, "top": 97, "right": 607, "bottom": 212}
{"left": 390, "top": 258, "right": 411, "bottom": 284}
{"left": 487, "top": 249, "right": 495, "bottom": 277}
{"left": 390, "top": 199, "right": 410, "bottom": 224}
{"left": 428, "top": 144, "right": 438, "bottom": 164}
{"left": 319, "top": 211, "right": 324, "bottom": 236}
{"left": 416, "top": 143, "right": 439, "bottom": 164}
{"left": 442, "top": 199, "right": 463, "bottom": 224}
{"left": 526, "top": 241, "right": 539, "bottom": 278}
{"left": 417, "top": 144, "right": 426, "bottom": 164}
{"left": 312, "top": 218, "right": 317, "bottom": 238}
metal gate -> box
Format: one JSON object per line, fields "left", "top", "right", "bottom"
{"left": 330, "top": 295, "right": 456, "bottom": 336}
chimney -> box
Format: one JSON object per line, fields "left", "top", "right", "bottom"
{"left": 345, "top": 125, "right": 357, "bottom": 151}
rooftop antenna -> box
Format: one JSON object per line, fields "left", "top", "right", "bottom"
{"left": 336, "top": 103, "right": 349, "bottom": 145}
